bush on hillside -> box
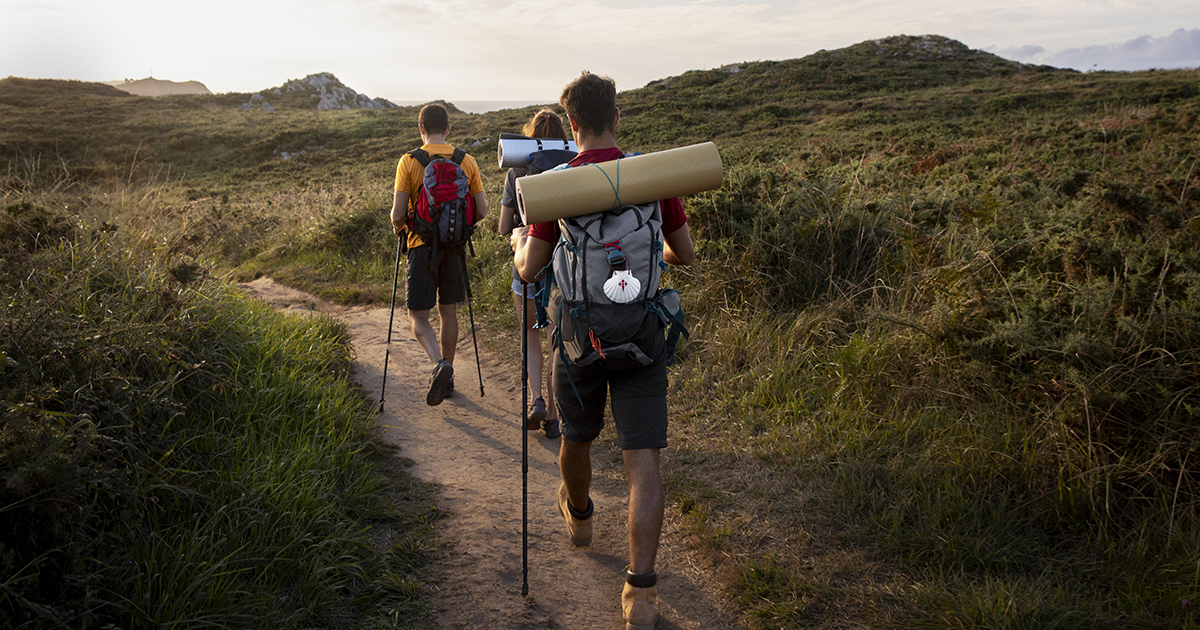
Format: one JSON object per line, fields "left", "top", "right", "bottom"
{"left": 929, "top": 174, "right": 1200, "bottom": 501}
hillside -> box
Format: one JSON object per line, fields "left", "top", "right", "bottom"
{"left": 4, "top": 34, "right": 1200, "bottom": 628}
{"left": 106, "top": 76, "right": 213, "bottom": 96}
{"left": 649, "top": 33, "right": 1049, "bottom": 94}
{"left": 615, "top": 34, "right": 1077, "bottom": 147}
{"left": 0, "top": 76, "right": 133, "bottom": 104}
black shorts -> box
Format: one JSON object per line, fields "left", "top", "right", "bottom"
{"left": 406, "top": 244, "right": 466, "bottom": 311}
{"left": 552, "top": 347, "right": 669, "bottom": 450}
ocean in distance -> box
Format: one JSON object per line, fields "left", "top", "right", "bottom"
{"left": 391, "top": 100, "right": 547, "bottom": 114}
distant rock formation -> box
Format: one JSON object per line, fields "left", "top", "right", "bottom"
{"left": 241, "top": 72, "right": 397, "bottom": 112}
{"left": 239, "top": 93, "right": 276, "bottom": 112}
{"left": 106, "top": 77, "right": 212, "bottom": 96}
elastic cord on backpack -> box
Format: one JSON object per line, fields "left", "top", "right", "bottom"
{"left": 588, "top": 330, "right": 606, "bottom": 359}
{"left": 589, "top": 161, "right": 623, "bottom": 210}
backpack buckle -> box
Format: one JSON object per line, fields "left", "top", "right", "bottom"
{"left": 604, "top": 242, "right": 626, "bottom": 269}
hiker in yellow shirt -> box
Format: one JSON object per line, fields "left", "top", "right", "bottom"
{"left": 390, "top": 103, "right": 488, "bottom": 406}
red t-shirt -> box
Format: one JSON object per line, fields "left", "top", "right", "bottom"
{"left": 527, "top": 147, "right": 687, "bottom": 243}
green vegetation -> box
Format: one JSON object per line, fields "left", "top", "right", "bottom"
{"left": 1, "top": 196, "right": 437, "bottom": 623}
{"left": 3, "top": 33, "right": 1200, "bottom": 627}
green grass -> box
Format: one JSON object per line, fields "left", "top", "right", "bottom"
{"left": 0, "top": 203, "right": 439, "bottom": 628}
{"left": 3, "top": 34, "right": 1200, "bottom": 628}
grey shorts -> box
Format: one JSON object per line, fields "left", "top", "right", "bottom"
{"left": 552, "top": 347, "right": 669, "bottom": 450}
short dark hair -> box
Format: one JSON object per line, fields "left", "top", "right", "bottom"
{"left": 559, "top": 71, "right": 616, "bottom": 138}
{"left": 419, "top": 103, "right": 449, "bottom": 135}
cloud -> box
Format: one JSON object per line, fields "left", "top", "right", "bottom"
{"left": 991, "top": 28, "right": 1200, "bottom": 71}
{"left": 358, "top": 0, "right": 918, "bottom": 98}
{"left": 363, "top": 1, "right": 1200, "bottom": 98}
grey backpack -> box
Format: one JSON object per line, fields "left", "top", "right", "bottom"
{"left": 547, "top": 200, "right": 687, "bottom": 371}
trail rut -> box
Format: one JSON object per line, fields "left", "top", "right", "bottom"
{"left": 240, "top": 277, "right": 742, "bottom": 630}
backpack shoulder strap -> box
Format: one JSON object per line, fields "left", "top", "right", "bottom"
{"left": 450, "top": 148, "right": 466, "bottom": 165}
{"left": 408, "top": 148, "right": 431, "bottom": 167}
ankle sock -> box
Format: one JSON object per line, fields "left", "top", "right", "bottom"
{"left": 625, "top": 570, "right": 657, "bottom": 588}
{"left": 567, "top": 497, "right": 593, "bottom": 520}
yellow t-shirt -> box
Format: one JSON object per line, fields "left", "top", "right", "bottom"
{"left": 395, "top": 143, "right": 484, "bottom": 250}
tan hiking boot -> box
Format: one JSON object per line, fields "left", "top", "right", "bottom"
{"left": 622, "top": 577, "right": 658, "bottom": 630}
{"left": 556, "top": 482, "right": 592, "bottom": 546}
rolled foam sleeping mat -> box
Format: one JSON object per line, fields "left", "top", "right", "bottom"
{"left": 497, "top": 136, "right": 578, "bottom": 168}
{"left": 515, "top": 142, "right": 723, "bottom": 224}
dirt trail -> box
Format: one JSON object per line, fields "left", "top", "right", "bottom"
{"left": 239, "top": 277, "right": 743, "bottom": 630}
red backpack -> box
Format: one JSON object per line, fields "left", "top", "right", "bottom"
{"left": 407, "top": 147, "right": 476, "bottom": 248}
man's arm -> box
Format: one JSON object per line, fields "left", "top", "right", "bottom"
{"left": 511, "top": 226, "right": 554, "bottom": 282}
{"left": 663, "top": 223, "right": 695, "bottom": 266}
{"left": 498, "top": 205, "right": 518, "bottom": 235}
{"left": 390, "top": 190, "right": 409, "bottom": 237}
{"left": 472, "top": 191, "right": 489, "bottom": 223}
{"left": 466, "top": 157, "right": 488, "bottom": 223}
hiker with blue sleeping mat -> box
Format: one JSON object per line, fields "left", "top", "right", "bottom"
{"left": 510, "top": 71, "right": 695, "bottom": 630}
{"left": 390, "top": 103, "right": 488, "bottom": 407}
{"left": 499, "top": 108, "right": 576, "bottom": 440}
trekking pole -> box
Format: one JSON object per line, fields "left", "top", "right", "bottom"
{"left": 379, "top": 236, "right": 404, "bottom": 413}
{"left": 521, "top": 280, "right": 529, "bottom": 597}
{"left": 462, "top": 245, "right": 485, "bottom": 397}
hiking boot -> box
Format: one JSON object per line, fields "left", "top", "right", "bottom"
{"left": 556, "top": 483, "right": 592, "bottom": 546}
{"left": 622, "top": 572, "right": 659, "bottom": 630}
{"left": 444, "top": 377, "right": 455, "bottom": 398}
{"left": 426, "top": 360, "right": 453, "bottom": 406}
{"left": 542, "top": 417, "right": 561, "bottom": 439}
{"left": 526, "top": 397, "right": 546, "bottom": 430}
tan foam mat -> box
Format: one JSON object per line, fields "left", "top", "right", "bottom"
{"left": 515, "top": 142, "right": 723, "bottom": 224}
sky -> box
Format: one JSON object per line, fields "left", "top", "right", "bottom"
{"left": 2, "top": 0, "right": 1199, "bottom": 105}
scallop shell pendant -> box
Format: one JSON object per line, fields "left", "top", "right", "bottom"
{"left": 603, "top": 269, "right": 641, "bottom": 303}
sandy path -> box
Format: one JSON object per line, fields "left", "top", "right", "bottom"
{"left": 240, "top": 277, "right": 742, "bottom": 630}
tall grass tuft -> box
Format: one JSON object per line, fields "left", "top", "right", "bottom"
{"left": 1, "top": 200, "right": 436, "bottom": 628}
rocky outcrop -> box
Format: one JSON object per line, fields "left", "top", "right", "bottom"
{"left": 241, "top": 72, "right": 397, "bottom": 112}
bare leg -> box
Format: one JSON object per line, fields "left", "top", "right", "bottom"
{"left": 624, "top": 448, "right": 663, "bottom": 575}
{"left": 437, "top": 302, "right": 458, "bottom": 365}
{"left": 409, "top": 309, "right": 442, "bottom": 365}
{"left": 514, "top": 292, "right": 542, "bottom": 400}
{"left": 543, "top": 318, "right": 557, "bottom": 417}
{"left": 559, "top": 437, "right": 592, "bottom": 512}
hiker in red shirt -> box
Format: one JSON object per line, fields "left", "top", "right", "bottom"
{"left": 511, "top": 71, "right": 695, "bottom": 630}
